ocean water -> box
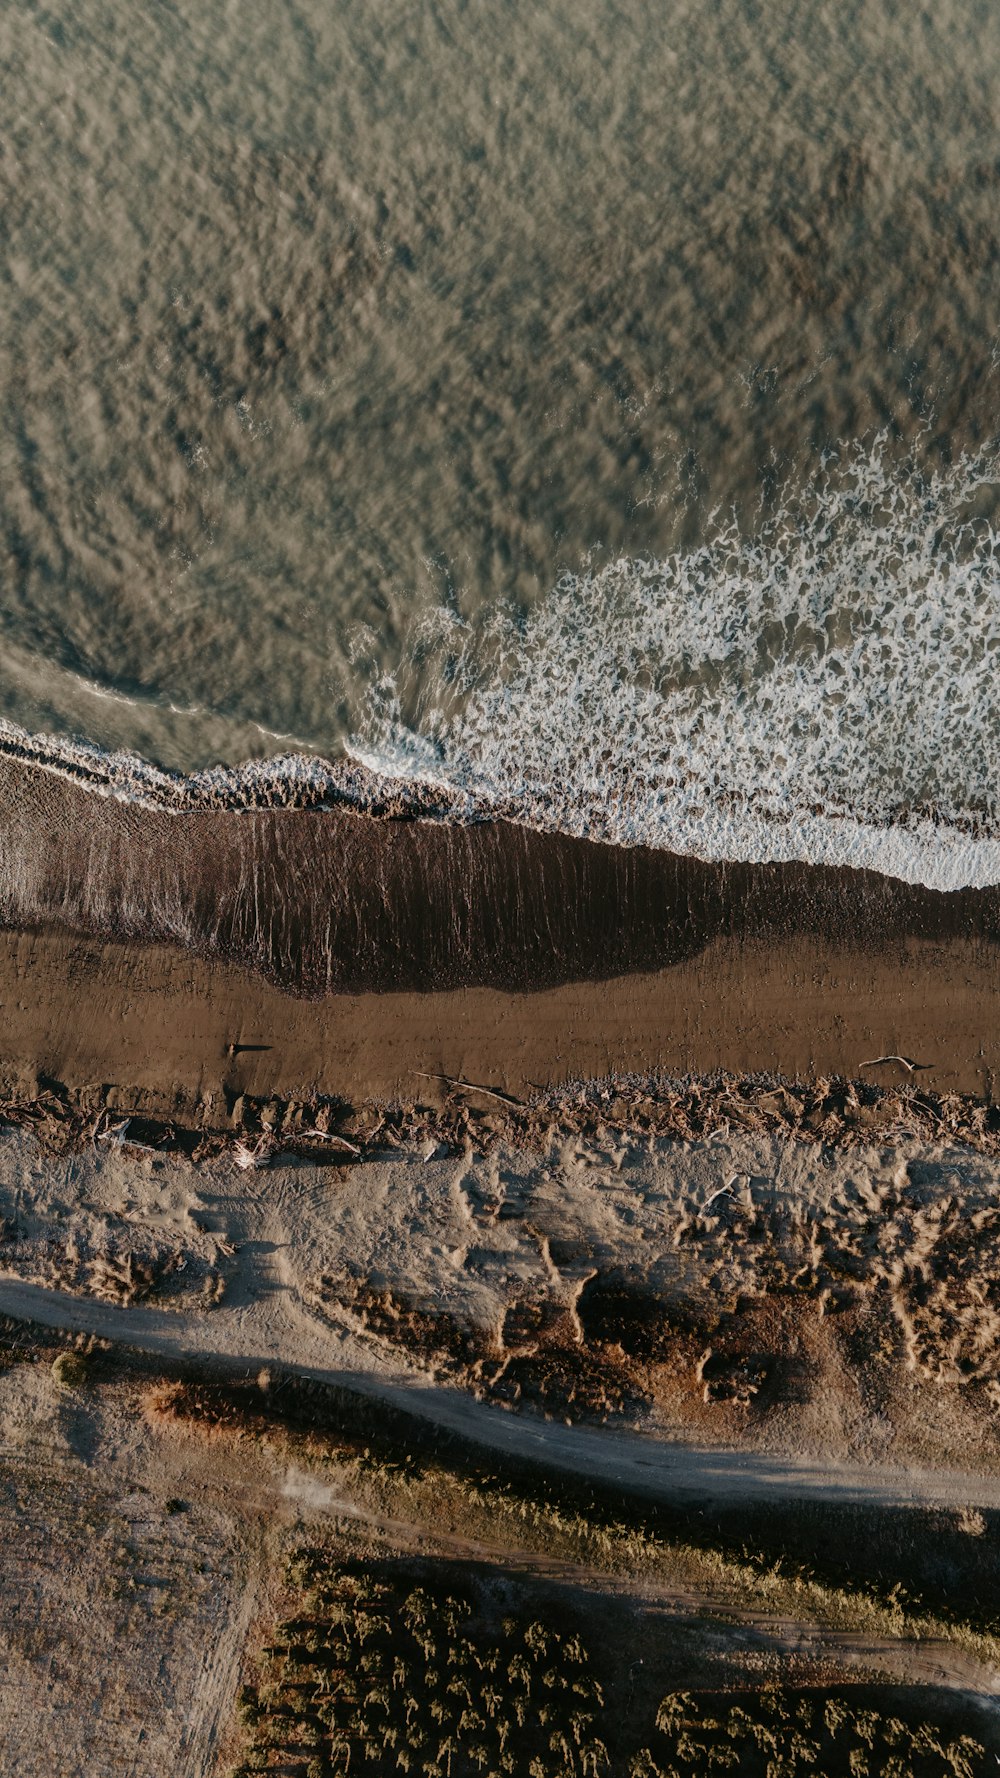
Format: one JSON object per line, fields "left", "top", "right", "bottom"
{"left": 5, "top": 0, "right": 1000, "bottom": 888}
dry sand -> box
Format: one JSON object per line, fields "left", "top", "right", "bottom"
{"left": 0, "top": 1366, "right": 257, "bottom": 1778}
{"left": 3, "top": 1124, "right": 1000, "bottom": 1484}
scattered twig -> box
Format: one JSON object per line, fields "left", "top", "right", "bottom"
{"left": 858, "top": 1054, "right": 931, "bottom": 1074}
{"left": 95, "top": 1117, "right": 157, "bottom": 1155}
{"left": 913, "top": 1096, "right": 948, "bottom": 1131}
{"left": 412, "top": 1071, "right": 524, "bottom": 1108}
{"left": 702, "top": 1180, "right": 736, "bottom": 1210}
{"left": 233, "top": 1137, "right": 273, "bottom": 1171}
{"left": 301, "top": 1129, "right": 362, "bottom": 1156}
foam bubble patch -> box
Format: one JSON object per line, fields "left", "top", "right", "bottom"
{"left": 353, "top": 438, "right": 1000, "bottom": 890}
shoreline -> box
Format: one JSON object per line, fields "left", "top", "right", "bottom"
{"left": 6, "top": 720, "right": 1000, "bottom": 895}
{"left": 0, "top": 754, "right": 998, "bottom": 1114}
{"left": 2, "top": 755, "right": 1000, "bottom": 994}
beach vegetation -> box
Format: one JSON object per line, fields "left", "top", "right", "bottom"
{"left": 229, "top": 1548, "right": 996, "bottom": 1778}
{"left": 230, "top": 1556, "right": 614, "bottom": 1778}
{"left": 50, "top": 1350, "right": 87, "bottom": 1389}
{"left": 627, "top": 1690, "right": 990, "bottom": 1776}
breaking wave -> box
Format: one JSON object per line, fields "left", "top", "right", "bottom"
{"left": 0, "top": 717, "right": 464, "bottom": 820}
{"left": 352, "top": 439, "right": 1000, "bottom": 891}
{"left": 5, "top": 440, "right": 1000, "bottom": 893}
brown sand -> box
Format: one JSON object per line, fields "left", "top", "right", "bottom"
{"left": 0, "top": 757, "right": 998, "bottom": 1110}
{"left": 0, "top": 922, "right": 996, "bottom": 1115}
{"left": 2, "top": 755, "right": 1000, "bottom": 996}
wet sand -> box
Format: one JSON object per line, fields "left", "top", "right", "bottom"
{"left": 0, "top": 923, "right": 996, "bottom": 1116}
{"left": 3, "top": 754, "right": 1000, "bottom": 985}
{"left": 0, "top": 758, "right": 998, "bottom": 1111}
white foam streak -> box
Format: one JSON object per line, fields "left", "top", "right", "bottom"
{"left": 355, "top": 440, "right": 1000, "bottom": 889}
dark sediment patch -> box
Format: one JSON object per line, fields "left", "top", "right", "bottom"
{"left": 313, "top": 1274, "right": 650, "bottom": 1424}
{"left": 2, "top": 755, "right": 1000, "bottom": 996}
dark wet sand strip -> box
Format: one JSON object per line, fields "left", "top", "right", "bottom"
{"left": 1, "top": 757, "right": 999, "bottom": 1108}
{"left": 2, "top": 756, "right": 1000, "bottom": 992}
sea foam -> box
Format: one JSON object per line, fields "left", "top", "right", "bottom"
{"left": 4, "top": 440, "right": 1000, "bottom": 893}
{"left": 352, "top": 439, "right": 1000, "bottom": 891}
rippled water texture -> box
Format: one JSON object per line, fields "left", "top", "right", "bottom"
{"left": 4, "top": 0, "right": 1000, "bottom": 778}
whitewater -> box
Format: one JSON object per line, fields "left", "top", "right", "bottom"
{"left": 4, "top": 441, "right": 1000, "bottom": 894}
{"left": 356, "top": 439, "right": 1000, "bottom": 892}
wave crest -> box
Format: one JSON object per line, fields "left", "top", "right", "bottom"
{"left": 353, "top": 438, "right": 1000, "bottom": 889}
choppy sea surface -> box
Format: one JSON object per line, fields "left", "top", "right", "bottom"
{"left": 6, "top": 0, "right": 1000, "bottom": 888}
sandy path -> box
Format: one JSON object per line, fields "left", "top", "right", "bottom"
{"left": 0, "top": 1434, "right": 254, "bottom": 1778}
{"left": 5, "top": 1274, "right": 1000, "bottom": 1518}
{"left": 176, "top": 1561, "right": 261, "bottom": 1778}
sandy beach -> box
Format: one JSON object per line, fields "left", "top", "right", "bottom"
{"left": 0, "top": 919, "right": 995, "bottom": 1117}
{"left": 9, "top": 6, "right": 1000, "bottom": 1770}
{"left": 0, "top": 756, "right": 994, "bottom": 1110}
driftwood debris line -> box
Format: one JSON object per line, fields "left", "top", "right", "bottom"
{"left": 412, "top": 1071, "right": 525, "bottom": 1107}
{"left": 0, "top": 1070, "right": 997, "bottom": 1169}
